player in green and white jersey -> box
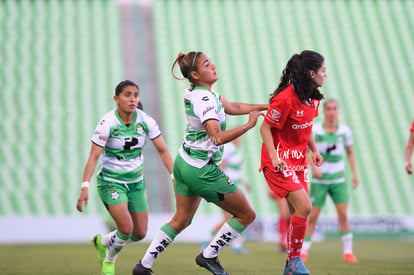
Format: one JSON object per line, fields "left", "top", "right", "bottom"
{"left": 76, "top": 80, "right": 174, "bottom": 275}
{"left": 301, "top": 98, "right": 359, "bottom": 263}
{"left": 133, "top": 51, "right": 268, "bottom": 275}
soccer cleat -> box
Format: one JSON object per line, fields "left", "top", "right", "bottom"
{"left": 344, "top": 253, "right": 358, "bottom": 263}
{"left": 283, "top": 257, "right": 309, "bottom": 275}
{"left": 132, "top": 261, "right": 153, "bottom": 275}
{"left": 102, "top": 262, "right": 115, "bottom": 275}
{"left": 92, "top": 234, "right": 107, "bottom": 266}
{"left": 300, "top": 253, "right": 308, "bottom": 263}
{"left": 195, "top": 253, "right": 229, "bottom": 275}
{"left": 231, "top": 247, "right": 251, "bottom": 254}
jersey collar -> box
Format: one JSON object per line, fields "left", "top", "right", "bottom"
{"left": 115, "top": 108, "right": 137, "bottom": 127}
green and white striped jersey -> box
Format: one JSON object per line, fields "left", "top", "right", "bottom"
{"left": 222, "top": 142, "right": 243, "bottom": 183}
{"left": 312, "top": 122, "right": 353, "bottom": 184}
{"left": 91, "top": 108, "right": 161, "bottom": 184}
{"left": 179, "top": 86, "right": 226, "bottom": 168}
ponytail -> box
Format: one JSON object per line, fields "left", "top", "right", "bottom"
{"left": 270, "top": 50, "right": 324, "bottom": 102}
{"left": 171, "top": 51, "right": 202, "bottom": 83}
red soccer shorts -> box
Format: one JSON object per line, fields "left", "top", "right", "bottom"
{"left": 263, "top": 167, "right": 309, "bottom": 199}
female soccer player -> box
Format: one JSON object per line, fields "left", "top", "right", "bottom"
{"left": 300, "top": 98, "right": 359, "bottom": 263}
{"left": 76, "top": 80, "right": 174, "bottom": 275}
{"left": 260, "top": 50, "right": 325, "bottom": 275}
{"left": 132, "top": 51, "right": 268, "bottom": 275}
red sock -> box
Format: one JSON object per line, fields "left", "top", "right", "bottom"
{"left": 278, "top": 218, "right": 290, "bottom": 249}
{"left": 287, "top": 215, "right": 307, "bottom": 260}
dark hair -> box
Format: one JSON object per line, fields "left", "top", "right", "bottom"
{"left": 137, "top": 101, "right": 144, "bottom": 110}
{"left": 115, "top": 80, "right": 139, "bottom": 96}
{"left": 270, "top": 50, "right": 325, "bottom": 102}
{"left": 171, "top": 51, "right": 202, "bottom": 83}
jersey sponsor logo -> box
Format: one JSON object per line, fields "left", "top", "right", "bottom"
{"left": 203, "top": 106, "right": 215, "bottom": 116}
{"left": 112, "top": 129, "right": 119, "bottom": 136}
{"left": 292, "top": 121, "right": 313, "bottom": 129}
{"left": 202, "top": 96, "right": 209, "bottom": 101}
{"left": 276, "top": 142, "right": 305, "bottom": 161}
{"left": 326, "top": 144, "right": 336, "bottom": 154}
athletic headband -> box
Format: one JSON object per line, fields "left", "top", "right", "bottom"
{"left": 189, "top": 51, "right": 199, "bottom": 75}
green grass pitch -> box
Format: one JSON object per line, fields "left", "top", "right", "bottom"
{"left": 1, "top": 239, "right": 413, "bottom": 274}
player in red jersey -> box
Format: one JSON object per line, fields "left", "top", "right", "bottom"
{"left": 405, "top": 120, "right": 414, "bottom": 174}
{"left": 260, "top": 50, "right": 326, "bottom": 275}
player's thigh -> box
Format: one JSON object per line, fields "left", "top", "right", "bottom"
{"left": 310, "top": 183, "right": 329, "bottom": 207}
{"left": 329, "top": 182, "right": 348, "bottom": 204}
{"left": 176, "top": 157, "right": 237, "bottom": 203}
{"left": 214, "top": 187, "right": 254, "bottom": 219}
{"left": 127, "top": 179, "right": 149, "bottom": 212}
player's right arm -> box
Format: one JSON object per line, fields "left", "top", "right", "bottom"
{"left": 260, "top": 121, "right": 286, "bottom": 170}
{"left": 76, "top": 143, "right": 103, "bottom": 212}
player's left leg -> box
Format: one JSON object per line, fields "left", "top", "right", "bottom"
{"left": 336, "top": 203, "right": 358, "bottom": 262}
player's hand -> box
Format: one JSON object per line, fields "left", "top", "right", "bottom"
{"left": 271, "top": 158, "right": 287, "bottom": 171}
{"left": 312, "top": 151, "right": 323, "bottom": 167}
{"left": 406, "top": 162, "right": 412, "bottom": 174}
{"left": 76, "top": 188, "right": 89, "bottom": 212}
{"left": 312, "top": 168, "right": 323, "bottom": 179}
{"left": 352, "top": 175, "right": 359, "bottom": 189}
{"left": 247, "top": 111, "right": 265, "bottom": 128}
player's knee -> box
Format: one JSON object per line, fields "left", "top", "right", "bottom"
{"left": 132, "top": 231, "right": 146, "bottom": 240}
{"left": 117, "top": 222, "right": 134, "bottom": 236}
{"left": 243, "top": 208, "right": 256, "bottom": 225}
{"left": 298, "top": 204, "right": 312, "bottom": 217}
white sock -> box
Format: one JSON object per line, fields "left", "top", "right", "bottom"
{"left": 101, "top": 230, "right": 116, "bottom": 246}
{"left": 231, "top": 235, "right": 244, "bottom": 249}
{"left": 141, "top": 230, "right": 173, "bottom": 268}
{"left": 203, "top": 223, "right": 240, "bottom": 258}
{"left": 104, "top": 232, "right": 129, "bottom": 262}
{"left": 301, "top": 239, "right": 312, "bottom": 254}
{"left": 341, "top": 232, "right": 353, "bottom": 254}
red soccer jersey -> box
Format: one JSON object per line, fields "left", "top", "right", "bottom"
{"left": 410, "top": 120, "right": 414, "bottom": 132}
{"left": 260, "top": 84, "right": 320, "bottom": 171}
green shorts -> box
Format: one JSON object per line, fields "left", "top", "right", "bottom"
{"left": 309, "top": 181, "right": 348, "bottom": 207}
{"left": 97, "top": 175, "right": 148, "bottom": 212}
{"left": 173, "top": 154, "right": 237, "bottom": 202}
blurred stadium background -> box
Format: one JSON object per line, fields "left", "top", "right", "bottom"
{"left": 1, "top": 0, "right": 413, "bottom": 244}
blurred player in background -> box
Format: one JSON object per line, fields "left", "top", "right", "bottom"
{"left": 260, "top": 50, "right": 325, "bottom": 275}
{"left": 76, "top": 80, "right": 174, "bottom": 275}
{"left": 268, "top": 192, "right": 291, "bottom": 252}
{"left": 209, "top": 136, "right": 252, "bottom": 254}
{"left": 405, "top": 120, "right": 414, "bottom": 174}
{"left": 301, "top": 98, "right": 359, "bottom": 263}
{"left": 133, "top": 51, "right": 267, "bottom": 275}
